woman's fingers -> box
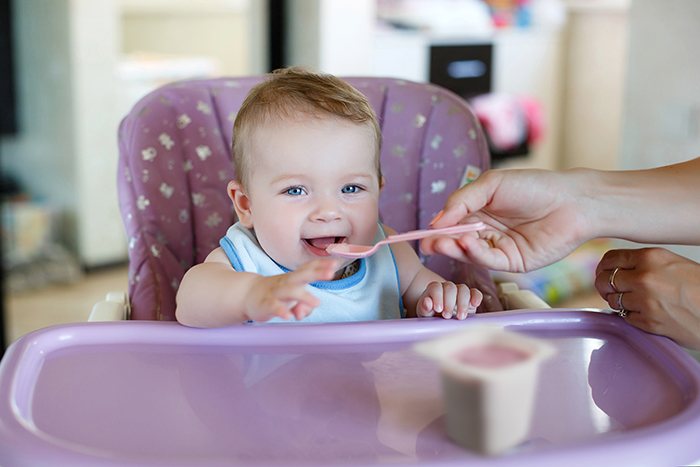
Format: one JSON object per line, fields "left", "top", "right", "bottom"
{"left": 426, "top": 237, "right": 472, "bottom": 263}
{"left": 456, "top": 234, "right": 521, "bottom": 271}
{"left": 595, "top": 266, "right": 630, "bottom": 295}
{"left": 595, "top": 249, "right": 641, "bottom": 277}
{"left": 431, "top": 173, "right": 497, "bottom": 228}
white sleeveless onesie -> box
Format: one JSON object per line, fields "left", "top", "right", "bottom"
{"left": 219, "top": 222, "right": 404, "bottom": 323}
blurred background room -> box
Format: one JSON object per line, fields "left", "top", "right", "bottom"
{"left": 1, "top": 0, "right": 700, "bottom": 350}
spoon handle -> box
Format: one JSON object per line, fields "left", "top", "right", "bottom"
{"left": 382, "top": 222, "right": 485, "bottom": 244}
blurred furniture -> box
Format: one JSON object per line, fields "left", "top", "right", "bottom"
{"left": 0, "top": 0, "right": 264, "bottom": 269}
{"left": 370, "top": 28, "right": 564, "bottom": 170}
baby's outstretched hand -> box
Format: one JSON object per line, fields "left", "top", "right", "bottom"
{"left": 245, "top": 258, "right": 338, "bottom": 322}
{"left": 417, "top": 281, "right": 483, "bottom": 320}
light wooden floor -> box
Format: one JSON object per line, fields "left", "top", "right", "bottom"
{"left": 5, "top": 265, "right": 607, "bottom": 346}
{"left": 6, "top": 266, "right": 129, "bottom": 345}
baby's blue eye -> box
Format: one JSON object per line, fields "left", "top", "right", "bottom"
{"left": 341, "top": 185, "right": 361, "bottom": 194}
{"left": 285, "top": 186, "right": 305, "bottom": 196}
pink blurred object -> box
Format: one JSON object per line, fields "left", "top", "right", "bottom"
{"left": 470, "top": 93, "right": 544, "bottom": 151}
{"left": 453, "top": 342, "right": 529, "bottom": 368}
{"left": 519, "top": 95, "right": 545, "bottom": 145}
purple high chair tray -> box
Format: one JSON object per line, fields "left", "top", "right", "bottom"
{"left": 1, "top": 310, "right": 700, "bottom": 466}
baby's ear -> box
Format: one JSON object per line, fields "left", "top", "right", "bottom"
{"left": 379, "top": 176, "right": 386, "bottom": 190}
{"left": 228, "top": 180, "right": 254, "bottom": 228}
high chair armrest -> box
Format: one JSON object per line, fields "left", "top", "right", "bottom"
{"left": 497, "top": 282, "right": 550, "bottom": 310}
{"left": 88, "top": 291, "right": 130, "bottom": 321}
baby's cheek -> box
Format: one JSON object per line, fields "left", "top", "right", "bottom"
{"left": 256, "top": 230, "right": 297, "bottom": 267}
{"left": 359, "top": 220, "right": 381, "bottom": 244}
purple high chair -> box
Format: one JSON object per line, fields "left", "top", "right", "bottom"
{"left": 1, "top": 77, "right": 700, "bottom": 466}
{"left": 115, "top": 76, "right": 511, "bottom": 321}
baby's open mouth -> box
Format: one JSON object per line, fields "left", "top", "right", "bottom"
{"left": 304, "top": 237, "right": 346, "bottom": 250}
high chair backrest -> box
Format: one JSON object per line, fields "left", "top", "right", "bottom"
{"left": 118, "top": 76, "right": 503, "bottom": 320}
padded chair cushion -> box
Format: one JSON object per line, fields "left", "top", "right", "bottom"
{"left": 118, "top": 77, "right": 502, "bottom": 320}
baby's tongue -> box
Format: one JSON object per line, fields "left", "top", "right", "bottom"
{"left": 308, "top": 237, "right": 336, "bottom": 249}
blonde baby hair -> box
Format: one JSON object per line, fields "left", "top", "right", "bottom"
{"left": 231, "top": 67, "right": 382, "bottom": 188}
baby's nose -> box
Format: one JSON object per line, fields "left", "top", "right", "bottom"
{"left": 311, "top": 198, "right": 342, "bottom": 222}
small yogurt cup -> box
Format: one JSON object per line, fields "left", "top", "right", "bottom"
{"left": 414, "top": 326, "right": 556, "bottom": 455}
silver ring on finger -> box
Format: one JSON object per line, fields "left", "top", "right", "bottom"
{"left": 609, "top": 267, "right": 621, "bottom": 293}
{"left": 615, "top": 292, "right": 627, "bottom": 318}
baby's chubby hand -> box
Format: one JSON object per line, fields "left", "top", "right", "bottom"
{"left": 417, "top": 281, "right": 483, "bottom": 320}
{"left": 245, "top": 258, "right": 339, "bottom": 322}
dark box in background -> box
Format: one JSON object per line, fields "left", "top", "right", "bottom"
{"left": 429, "top": 43, "right": 493, "bottom": 99}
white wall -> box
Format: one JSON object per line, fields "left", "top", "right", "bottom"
{"left": 72, "top": 0, "right": 124, "bottom": 266}
{"left": 619, "top": 0, "right": 700, "bottom": 262}
{"left": 620, "top": 0, "right": 700, "bottom": 170}
{"left": 287, "top": 0, "right": 377, "bottom": 75}
{"left": 121, "top": 7, "right": 250, "bottom": 76}
{"left": 561, "top": 1, "right": 629, "bottom": 170}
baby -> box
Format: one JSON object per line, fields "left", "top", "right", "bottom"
{"left": 175, "top": 68, "right": 482, "bottom": 327}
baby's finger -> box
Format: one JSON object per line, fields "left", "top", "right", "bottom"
{"left": 266, "top": 302, "right": 295, "bottom": 321}
{"left": 290, "top": 302, "right": 313, "bottom": 321}
{"left": 441, "top": 282, "right": 458, "bottom": 319}
{"left": 287, "top": 258, "right": 339, "bottom": 285}
{"left": 425, "top": 282, "right": 444, "bottom": 314}
{"left": 469, "top": 288, "right": 483, "bottom": 308}
{"left": 455, "top": 284, "right": 471, "bottom": 320}
{"left": 274, "top": 284, "right": 320, "bottom": 310}
{"left": 417, "top": 296, "right": 435, "bottom": 317}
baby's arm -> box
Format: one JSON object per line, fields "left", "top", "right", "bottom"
{"left": 175, "top": 248, "right": 337, "bottom": 327}
{"left": 387, "top": 227, "right": 482, "bottom": 319}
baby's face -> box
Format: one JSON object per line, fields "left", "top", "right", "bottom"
{"left": 241, "top": 116, "right": 380, "bottom": 271}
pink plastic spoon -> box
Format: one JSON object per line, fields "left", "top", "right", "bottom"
{"left": 325, "top": 222, "right": 486, "bottom": 259}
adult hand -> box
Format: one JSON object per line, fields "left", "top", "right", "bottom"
{"left": 595, "top": 248, "right": 700, "bottom": 350}
{"left": 422, "top": 169, "right": 592, "bottom": 272}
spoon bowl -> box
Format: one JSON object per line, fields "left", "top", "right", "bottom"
{"left": 326, "top": 222, "right": 486, "bottom": 258}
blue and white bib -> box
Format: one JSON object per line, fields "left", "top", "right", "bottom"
{"left": 219, "top": 222, "right": 403, "bottom": 323}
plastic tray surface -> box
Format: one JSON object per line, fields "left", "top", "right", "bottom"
{"left": 1, "top": 310, "right": 699, "bottom": 466}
